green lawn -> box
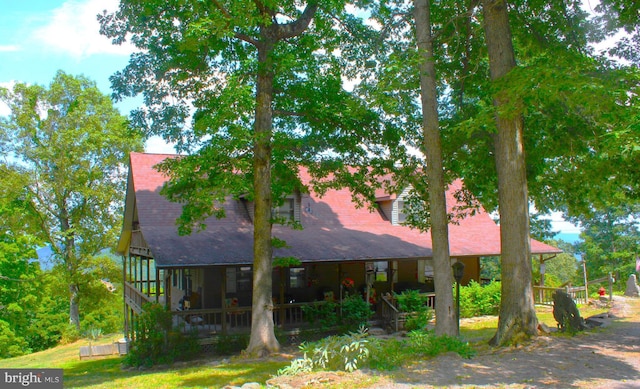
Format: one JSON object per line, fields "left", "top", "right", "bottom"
{"left": 0, "top": 335, "right": 288, "bottom": 388}
{"left": 0, "top": 304, "right": 609, "bottom": 388}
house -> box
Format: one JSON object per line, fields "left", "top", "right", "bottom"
{"left": 117, "top": 152, "right": 561, "bottom": 337}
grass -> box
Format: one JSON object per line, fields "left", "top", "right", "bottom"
{"left": 0, "top": 335, "right": 288, "bottom": 388}
{"left": 0, "top": 303, "right": 611, "bottom": 388}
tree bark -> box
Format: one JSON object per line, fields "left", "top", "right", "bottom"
{"left": 482, "top": 0, "right": 538, "bottom": 346}
{"left": 246, "top": 40, "right": 280, "bottom": 357}
{"left": 413, "top": 0, "right": 456, "bottom": 336}
{"left": 69, "top": 284, "right": 80, "bottom": 330}
{"left": 244, "top": 2, "right": 318, "bottom": 357}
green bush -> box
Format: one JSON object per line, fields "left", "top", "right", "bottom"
{"left": 406, "top": 330, "right": 475, "bottom": 359}
{"left": 340, "top": 294, "right": 373, "bottom": 332}
{"left": 278, "top": 326, "right": 370, "bottom": 375}
{"left": 279, "top": 327, "right": 476, "bottom": 375}
{"left": 302, "top": 295, "right": 372, "bottom": 333}
{"left": 458, "top": 281, "right": 501, "bottom": 318}
{"left": 124, "top": 303, "right": 200, "bottom": 367}
{"left": 395, "top": 289, "right": 433, "bottom": 331}
{"left": 213, "top": 334, "right": 249, "bottom": 355}
{"left": 366, "top": 337, "right": 408, "bottom": 370}
{"left": 302, "top": 301, "right": 339, "bottom": 330}
{"left": 395, "top": 289, "right": 428, "bottom": 312}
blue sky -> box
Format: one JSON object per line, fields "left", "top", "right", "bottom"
{"left": 0, "top": 0, "right": 173, "bottom": 153}
{"left": 0, "top": 0, "right": 581, "bottom": 236}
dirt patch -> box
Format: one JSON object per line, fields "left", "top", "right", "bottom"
{"left": 268, "top": 296, "right": 640, "bottom": 389}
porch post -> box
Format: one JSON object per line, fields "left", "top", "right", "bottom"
{"left": 133, "top": 256, "right": 137, "bottom": 291}
{"left": 279, "top": 267, "right": 285, "bottom": 327}
{"left": 166, "top": 269, "right": 172, "bottom": 310}
{"left": 155, "top": 265, "right": 160, "bottom": 303}
{"left": 123, "top": 254, "right": 129, "bottom": 339}
{"left": 221, "top": 266, "right": 227, "bottom": 334}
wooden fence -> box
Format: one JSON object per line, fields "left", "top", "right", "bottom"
{"left": 533, "top": 285, "right": 587, "bottom": 305}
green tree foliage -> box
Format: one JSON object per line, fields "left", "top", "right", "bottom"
{"left": 573, "top": 205, "right": 640, "bottom": 285}
{"left": 0, "top": 165, "right": 70, "bottom": 357}
{"left": 0, "top": 71, "right": 144, "bottom": 330}
{"left": 437, "top": 0, "right": 639, "bottom": 218}
{"left": 593, "top": 0, "right": 640, "bottom": 65}
{"left": 458, "top": 281, "right": 501, "bottom": 318}
{"left": 100, "top": 0, "right": 381, "bottom": 356}
{"left": 533, "top": 240, "right": 580, "bottom": 287}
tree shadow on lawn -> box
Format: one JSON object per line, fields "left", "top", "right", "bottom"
{"left": 63, "top": 356, "right": 287, "bottom": 388}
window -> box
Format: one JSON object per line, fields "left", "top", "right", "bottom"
{"left": 237, "top": 266, "right": 252, "bottom": 291}
{"left": 272, "top": 198, "right": 295, "bottom": 221}
{"left": 374, "top": 261, "right": 388, "bottom": 282}
{"left": 396, "top": 200, "right": 407, "bottom": 223}
{"left": 424, "top": 260, "right": 434, "bottom": 278}
{"left": 226, "top": 266, "right": 253, "bottom": 293}
{"left": 173, "top": 269, "right": 191, "bottom": 292}
{"left": 289, "top": 267, "right": 306, "bottom": 288}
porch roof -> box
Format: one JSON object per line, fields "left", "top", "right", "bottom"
{"left": 118, "top": 152, "right": 561, "bottom": 267}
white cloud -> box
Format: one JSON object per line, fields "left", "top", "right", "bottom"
{"left": 543, "top": 211, "right": 582, "bottom": 234}
{"left": 32, "top": 0, "right": 135, "bottom": 58}
{"left": 145, "top": 136, "right": 176, "bottom": 154}
{"left": 0, "top": 102, "right": 10, "bottom": 117}
{"left": 0, "top": 45, "right": 20, "bottom": 52}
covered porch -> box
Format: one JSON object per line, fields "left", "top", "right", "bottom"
{"left": 122, "top": 253, "right": 481, "bottom": 339}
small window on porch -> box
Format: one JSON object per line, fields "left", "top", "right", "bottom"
{"left": 226, "top": 266, "right": 253, "bottom": 293}
{"left": 375, "top": 261, "right": 388, "bottom": 282}
{"left": 289, "top": 267, "right": 306, "bottom": 288}
{"left": 237, "top": 266, "right": 252, "bottom": 292}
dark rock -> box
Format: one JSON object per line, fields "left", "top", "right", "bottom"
{"left": 553, "top": 290, "right": 585, "bottom": 332}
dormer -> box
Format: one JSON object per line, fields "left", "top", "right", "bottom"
{"left": 376, "top": 186, "right": 412, "bottom": 226}
{"left": 240, "top": 190, "right": 302, "bottom": 224}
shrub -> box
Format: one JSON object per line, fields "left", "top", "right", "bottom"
{"left": 124, "top": 303, "right": 199, "bottom": 367}
{"left": 340, "top": 294, "right": 373, "bottom": 332}
{"left": 213, "top": 334, "right": 249, "bottom": 355}
{"left": 395, "top": 289, "right": 428, "bottom": 312}
{"left": 458, "top": 280, "right": 501, "bottom": 318}
{"left": 302, "top": 301, "right": 339, "bottom": 330}
{"left": 278, "top": 326, "right": 370, "bottom": 374}
{"left": 302, "top": 295, "right": 372, "bottom": 333}
{"left": 366, "top": 337, "right": 408, "bottom": 370}
{"left": 395, "top": 289, "right": 433, "bottom": 331}
{"left": 406, "top": 330, "right": 475, "bottom": 359}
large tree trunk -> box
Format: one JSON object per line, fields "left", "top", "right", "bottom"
{"left": 246, "top": 41, "right": 280, "bottom": 357}
{"left": 69, "top": 284, "right": 80, "bottom": 330}
{"left": 244, "top": 3, "right": 317, "bottom": 357}
{"left": 413, "top": 0, "right": 456, "bottom": 336}
{"left": 482, "top": 0, "right": 538, "bottom": 346}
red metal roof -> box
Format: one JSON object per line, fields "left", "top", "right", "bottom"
{"left": 121, "top": 152, "right": 561, "bottom": 267}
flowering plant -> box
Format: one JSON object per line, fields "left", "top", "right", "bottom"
{"left": 342, "top": 277, "right": 355, "bottom": 288}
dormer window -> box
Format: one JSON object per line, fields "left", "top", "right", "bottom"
{"left": 396, "top": 199, "right": 407, "bottom": 224}
{"left": 272, "top": 198, "right": 295, "bottom": 221}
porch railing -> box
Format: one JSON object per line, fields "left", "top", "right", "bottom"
{"left": 124, "top": 281, "right": 153, "bottom": 314}
{"left": 170, "top": 301, "right": 312, "bottom": 336}
{"left": 380, "top": 292, "right": 435, "bottom": 333}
